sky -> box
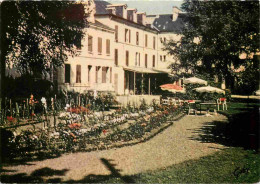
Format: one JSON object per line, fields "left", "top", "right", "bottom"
{"left": 105, "top": 0, "right": 184, "bottom": 15}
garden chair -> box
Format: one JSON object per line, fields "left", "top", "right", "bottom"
{"left": 188, "top": 100, "right": 197, "bottom": 115}
{"left": 217, "top": 98, "right": 227, "bottom": 111}
{"left": 162, "top": 99, "right": 169, "bottom": 105}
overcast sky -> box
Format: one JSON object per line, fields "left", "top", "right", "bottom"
{"left": 105, "top": 0, "right": 183, "bottom": 15}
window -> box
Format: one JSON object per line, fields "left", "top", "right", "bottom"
{"left": 136, "top": 32, "right": 139, "bottom": 45}
{"left": 135, "top": 52, "right": 138, "bottom": 66}
{"left": 126, "top": 51, "right": 129, "bottom": 66}
{"left": 160, "top": 55, "right": 162, "bottom": 61}
{"left": 115, "top": 25, "right": 118, "bottom": 42}
{"left": 88, "top": 35, "right": 93, "bottom": 52}
{"left": 98, "top": 37, "right": 102, "bottom": 54}
{"left": 102, "top": 67, "right": 107, "bottom": 83}
{"left": 164, "top": 37, "right": 166, "bottom": 43}
{"left": 164, "top": 55, "right": 166, "bottom": 61}
{"left": 110, "top": 67, "right": 112, "bottom": 83}
{"left": 153, "top": 36, "right": 156, "bottom": 49}
{"left": 106, "top": 39, "right": 110, "bottom": 55}
{"left": 145, "top": 34, "right": 148, "bottom": 47}
{"left": 75, "top": 35, "right": 81, "bottom": 49}
{"left": 76, "top": 65, "right": 81, "bottom": 83}
{"left": 138, "top": 53, "right": 140, "bottom": 66}
{"left": 125, "top": 29, "right": 130, "bottom": 43}
{"left": 96, "top": 66, "right": 100, "bottom": 83}
{"left": 88, "top": 65, "right": 92, "bottom": 83}
{"left": 65, "top": 64, "right": 70, "bottom": 83}
{"left": 129, "top": 30, "right": 131, "bottom": 43}
{"left": 153, "top": 55, "right": 155, "bottom": 67}
{"left": 145, "top": 54, "right": 148, "bottom": 68}
{"left": 160, "top": 37, "right": 163, "bottom": 43}
{"left": 115, "top": 49, "right": 118, "bottom": 66}
{"left": 125, "top": 29, "right": 128, "bottom": 42}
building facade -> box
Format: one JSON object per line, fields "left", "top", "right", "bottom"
{"left": 57, "top": 1, "right": 185, "bottom": 95}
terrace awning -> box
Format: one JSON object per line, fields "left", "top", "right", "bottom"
{"left": 123, "top": 66, "right": 160, "bottom": 74}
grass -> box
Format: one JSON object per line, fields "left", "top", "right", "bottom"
{"left": 104, "top": 101, "right": 260, "bottom": 183}
{"left": 130, "top": 148, "right": 260, "bottom": 183}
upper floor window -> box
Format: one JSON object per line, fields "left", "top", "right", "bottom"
{"left": 145, "top": 34, "right": 148, "bottom": 47}
{"left": 135, "top": 52, "right": 138, "bottom": 66}
{"left": 98, "top": 37, "right": 102, "bottom": 54}
{"left": 153, "top": 36, "right": 156, "bottom": 49}
{"left": 136, "top": 32, "right": 139, "bottom": 45}
{"left": 115, "top": 25, "right": 118, "bottom": 42}
{"left": 160, "top": 55, "right": 162, "bottom": 61}
{"left": 125, "top": 29, "right": 131, "bottom": 43}
{"left": 138, "top": 53, "right": 140, "bottom": 66}
{"left": 76, "top": 65, "right": 81, "bottom": 83}
{"left": 106, "top": 39, "right": 110, "bottom": 55}
{"left": 115, "top": 49, "right": 118, "bottom": 66}
{"left": 152, "top": 55, "right": 155, "bottom": 67}
{"left": 145, "top": 54, "right": 148, "bottom": 68}
{"left": 126, "top": 51, "right": 129, "bottom": 66}
{"left": 164, "top": 55, "right": 166, "bottom": 61}
{"left": 88, "top": 35, "right": 93, "bottom": 52}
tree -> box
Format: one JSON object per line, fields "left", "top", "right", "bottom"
{"left": 165, "top": 0, "right": 259, "bottom": 93}
{"left": 0, "top": 1, "right": 93, "bottom": 97}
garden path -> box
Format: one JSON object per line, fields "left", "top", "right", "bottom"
{"left": 2, "top": 114, "right": 228, "bottom": 182}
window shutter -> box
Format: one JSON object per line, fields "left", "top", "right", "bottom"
{"left": 115, "top": 25, "right": 118, "bottom": 42}
{"left": 145, "top": 54, "right": 148, "bottom": 68}
{"left": 136, "top": 32, "right": 139, "bottom": 45}
{"left": 106, "top": 39, "right": 110, "bottom": 55}
{"left": 88, "top": 36, "right": 93, "bottom": 52}
{"left": 98, "top": 37, "right": 102, "bottom": 54}
{"left": 115, "top": 49, "right": 118, "bottom": 66}
{"left": 129, "top": 30, "right": 131, "bottom": 43}
{"left": 126, "top": 51, "right": 129, "bottom": 66}
{"left": 152, "top": 55, "right": 154, "bottom": 67}
{"left": 153, "top": 36, "right": 156, "bottom": 49}
{"left": 145, "top": 34, "right": 148, "bottom": 47}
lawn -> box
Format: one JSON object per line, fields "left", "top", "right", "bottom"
{"left": 129, "top": 147, "right": 260, "bottom": 183}
{"left": 105, "top": 101, "right": 260, "bottom": 183}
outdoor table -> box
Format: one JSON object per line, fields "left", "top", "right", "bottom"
{"left": 199, "top": 102, "right": 218, "bottom": 115}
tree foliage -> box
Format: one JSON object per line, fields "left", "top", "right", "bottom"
{"left": 1, "top": 1, "right": 92, "bottom": 76}
{"left": 165, "top": 0, "right": 259, "bottom": 92}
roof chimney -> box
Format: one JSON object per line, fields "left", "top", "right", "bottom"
{"left": 172, "top": 6, "right": 181, "bottom": 21}
{"left": 107, "top": 4, "right": 128, "bottom": 19}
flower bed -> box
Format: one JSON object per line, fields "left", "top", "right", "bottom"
{"left": 3, "top": 102, "right": 187, "bottom": 161}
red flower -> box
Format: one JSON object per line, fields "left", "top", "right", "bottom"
{"left": 102, "top": 129, "right": 108, "bottom": 135}
{"left": 7, "top": 116, "right": 16, "bottom": 122}
{"left": 31, "top": 113, "right": 36, "bottom": 117}
{"left": 68, "top": 123, "right": 81, "bottom": 129}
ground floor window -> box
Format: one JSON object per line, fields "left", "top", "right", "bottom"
{"left": 76, "top": 65, "right": 81, "bottom": 83}
{"left": 102, "top": 67, "right": 108, "bottom": 83}
{"left": 65, "top": 64, "right": 70, "bottom": 83}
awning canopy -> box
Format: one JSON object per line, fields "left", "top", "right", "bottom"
{"left": 123, "top": 66, "right": 171, "bottom": 74}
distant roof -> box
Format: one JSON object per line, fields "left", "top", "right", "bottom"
{"left": 94, "top": 0, "right": 111, "bottom": 15}
{"left": 152, "top": 13, "right": 186, "bottom": 33}
{"left": 90, "top": 20, "right": 114, "bottom": 31}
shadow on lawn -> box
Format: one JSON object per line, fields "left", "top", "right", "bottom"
{"left": 0, "top": 158, "right": 136, "bottom": 183}
{"left": 190, "top": 104, "right": 259, "bottom": 151}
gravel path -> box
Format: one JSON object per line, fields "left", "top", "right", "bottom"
{"left": 2, "top": 114, "right": 228, "bottom": 182}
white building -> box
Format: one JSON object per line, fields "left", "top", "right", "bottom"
{"left": 57, "top": 1, "right": 185, "bottom": 95}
